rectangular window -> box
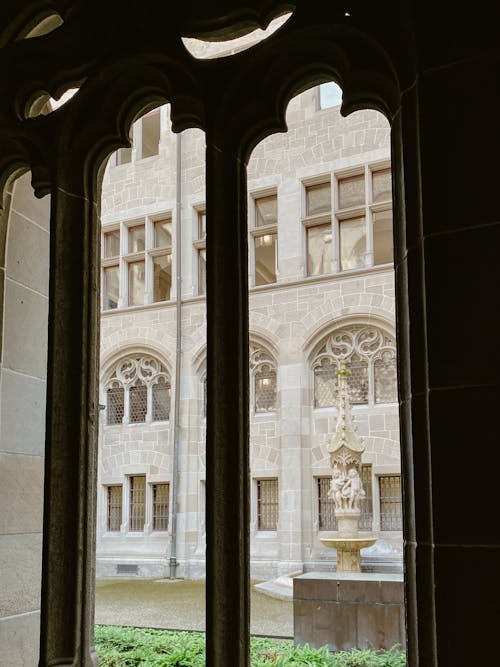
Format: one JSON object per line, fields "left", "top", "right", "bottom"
{"left": 129, "top": 476, "right": 146, "bottom": 531}
{"left": 104, "top": 229, "right": 120, "bottom": 258}
{"left": 198, "top": 248, "right": 206, "bottom": 296}
{"left": 257, "top": 478, "right": 278, "bottom": 530}
{"left": 372, "top": 209, "right": 393, "bottom": 265}
{"left": 379, "top": 475, "right": 403, "bottom": 531}
{"left": 128, "top": 261, "right": 145, "bottom": 306}
{"left": 115, "top": 146, "right": 132, "bottom": 166}
{"left": 306, "top": 182, "right": 331, "bottom": 216}
{"left": 198, "top": 210, "right": 206, "bottom": 240}
{"left": 107, "top": 485, "right": 122, "bottom": 531}
{"left": 254, "top": 233, "right": 277, "bottom": 285}
{"left": 140, "top": 111, "right": 161, "bottom": 159}
{"left": 128, "top": 225, "right": 145, "bottom": 253}
{"left": 153, "top": 254, "right": 172, "bottom": 302}
{"left": 307, "top": 224, "right": 332, "bottom": 275}
{"left": 317, "top": 477, "right": 337, "bottom": 530}
{"left": 152, "top": 483, "right": 169, "bottom": 531}
{"left": 154, "top": 218, "right": 172, "bottom": 248}
{"left": 339, "top": 216, "right": 366, "bottom": 270}
{"left": 252, "top": 194, "right": 277, "bottom": 287}
{"left": 338, "top": 173, "right": 365, "bottom": 209}
{"left": 372, "top": 167, "right": 392, "bottom": 203}
{"left": 194, "top": 208, "right": 207, "bottom": 296}
{"left": 103, "top": 266, "right": 119, "bottom": 310}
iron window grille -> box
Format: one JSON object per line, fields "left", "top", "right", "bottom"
{"left": 129, "top": 476, "right": 146, "bottom": 531}
{"left": 257, "top": 478, "right": 279, "bottom": 530}
{"left": 106, "top": 485, "right": 122, "bottom": 531}
{"left": 379, "top": 474, "right": 403, "bottom": 530}
{"left": 152, "top": 483, "right": 170, "bottom": 531}
{"left": 317, "top": 465, "right": 373, "bottom": 531}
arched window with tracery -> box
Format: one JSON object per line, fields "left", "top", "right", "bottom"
{"left": 312, "top": 325, "right": 397, "bottom": 407}
{"left": 104, "top": 354, "right": 171, "bottom": 425}
{"left": 250, "top": 345, "right": 277, "bottom": 413}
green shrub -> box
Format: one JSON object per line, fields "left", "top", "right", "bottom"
{"left": 94, "top": 625, "right": 406, "bottom": 667}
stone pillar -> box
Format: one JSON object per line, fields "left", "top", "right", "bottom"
{"left": 205, "top": 137, "right": 250, "bottom": 667}
{"left": 38, "top": 177, "right": 99, "bottom": 667}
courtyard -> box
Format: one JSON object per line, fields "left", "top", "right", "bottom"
{"left": 95, "top": 578, "right": 293, "bottom": 637}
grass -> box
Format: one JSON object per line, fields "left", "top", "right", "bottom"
{"left": 95, "top": 625, "right": 406, "bottom": 666}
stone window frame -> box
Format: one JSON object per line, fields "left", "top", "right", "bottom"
{"left": 249, "top": 187, "right": 278, "bottom": 287}
{"left": 254, "top": 477, "right": 279, "bottom": 531}
{"left": 249, "top": 343, "right": 278, "bottom": 414}
{"left": 302, "top": 160, "right": 393, "bottom": 277}
{"left": 192, "top": 204, "right": 206, "bottom": 296}
{"left": 101, "top": 213, "right": 174, "bottom": 310}
{"left": 104, "top": 353, "right": 171, "bottom": 426}
{"left": 311, "top": 324, "right": 397, "bottom": 409}
{"left": 106, "top": 484, "right": 123, "bottom": 532}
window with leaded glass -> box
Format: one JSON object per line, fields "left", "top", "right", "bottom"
{"left": 250, "top": 345, "right": 277, "bottom": 413}
{"left": 129, "top": 476, "right": 146, "bottom": 531}
{"left": 107, "top": 485, "right": 122, "bottom": 531}
{"left": 106, "top": 385, "right": 124, "bottom": 424}
{"left": 312, "top": 326, "right": 397, "bottom": 407}
{"left": 129, "top": 380, "right": 147, "bottom": 423}
{"left": 152, "top": 483, "right": 169, "bottom": 531}
{"left": 254, "top": 364, "right": 277, "bottom": 413}
{"left": 257, "top": 478, "right": 278, "bottom": 530}
{"left": 105, "top": 355, "right": 170, "bottom": 425}
{"left": 152, "top": 377, "right": 170, "bottom": 421}
{"left": 379, "top": 475, "right": 402, "bottom": 530}
{"left": 193, "top": 208, "right": 206, "bottom": 295}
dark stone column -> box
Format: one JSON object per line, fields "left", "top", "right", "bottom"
{"left": 205, "top": 137, "right": 250, "bottom": 667}
{"left": 39, "top": 179, "right": 99, "bottom": 667}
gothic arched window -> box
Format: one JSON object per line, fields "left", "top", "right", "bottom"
{"left": 104, "top": 355, "right": 170, "bottom": 425}
{"left": 250, "top": 345, "right": 277, "bottom": 413}
{"left": 312, "top": 325, "right": 397, "bottom": 407}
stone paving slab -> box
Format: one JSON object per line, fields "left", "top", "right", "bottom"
{"left": 95, "top": 578, "right": 293, "bottom": 638}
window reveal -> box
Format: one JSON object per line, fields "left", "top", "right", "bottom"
{"left": 257, "top": 479, "right": 279, "bottom": 530}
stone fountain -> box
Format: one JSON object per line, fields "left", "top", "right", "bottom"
{"left": 320, "top": 360, "right": 377, "bottom": 572}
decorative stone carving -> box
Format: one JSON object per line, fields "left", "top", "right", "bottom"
{"left": 321, "top": 360, "right": 376, "bottom": 572}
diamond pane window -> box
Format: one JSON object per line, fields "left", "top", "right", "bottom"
{"left": 379, "top": 475, "right": 403, "bottom": 530}
{"left": 154, "top": 219, "right": 172, "bottom": 248}
{"left": 307, "top": 224, "right": 332, "bottom": 276}
{"left": 347, "top": 353, "right": 369, "bottom": 405}
{"left": 107, "top": 385, "right": 124, "bottom": 425}
{"left": 255, "top": 195, "right": 277, "bottom": 227}
{"left": 314, "top": 357, "right": 336, "bottom": 407}
{"left": 152, "top": 377, "right": 170, "bottom": 421}
{"left": 152, "top": 483, "right": 169, "bottom": 531}
{"left": 306, "top": 182, "right": 331, "bottom": 216}
{"left": 257, "top": 479, "right": 278, "bottom": 530}
{"left": 374, "top": 351, "right": 398, "bottom": 403}
{"left": 338, "top": 174, "right": 365, "bottom": 209}
{"left": 153, "top": 254, "right": 172, "bottom": 302}
{"left": 129, "top": 381, "right": 147, "bottom": 423}
{"left": 372, "top": 168, "right": 392, "bottom": 203}
{"left": 254, "top": 365, "right": 277, "bottom": 412}
{"left": 339, "top": 216, "right": 366, "bottom": 270}
{"left": 317, "top": 477, "right": 337, "bottom": 530}
{"left": 129, "top": 476, "right": 146, "bottom": 531}
{"left": 107, "top": 485, "right": 122, "bottom": 531}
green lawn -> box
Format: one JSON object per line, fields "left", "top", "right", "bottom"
{"left": 95, "top": 625, "right": 406, "bottom": 666}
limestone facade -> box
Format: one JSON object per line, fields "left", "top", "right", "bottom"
{"left": 97, "top": 87, "right": 402, "bottom": 579}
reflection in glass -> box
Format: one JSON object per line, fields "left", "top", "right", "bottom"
{"left": 104, "top": 230, "right": 120, "bottom": 257}
{"left": 153, "top": 255, "right": 172, "bottom": 302}
{"left": 154, "top": 219, "right": 172, "bottom": 248}
{"left": 338, "top": 174, "right": 365, "bottom": 209}
{"left": 373, "top": 210, "right": 393, "bottom": 265}
{"left": 372, "top": 168, "right": 392, "bottom": 203}
{"left": 129, "top": 225, "right": 145, "bottom": 253}
{"left": 141, "top": 112, "right": 161, "bottom": 159}
{"left": 104, "top": 266, "right": 119, "bottom": 309}
{"left": 255, "top": 195, "right": 277, "bottom": 227}
{"left": 339, "top": 217, "right": 366, "bottom": 270}
{"left": 128, "top": 261, "right": 145, "bottom": 305}
{"left": 254, "top": 234, "right": 277, "bottom": 285}
{"left": 307, "top": 224, "right": 332, "bottom": 275}
{"left": 306, "top": 182, "right": 331, "bottom": 216}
